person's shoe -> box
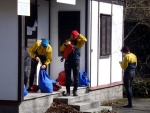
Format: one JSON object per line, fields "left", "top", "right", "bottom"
{"left": 62, "top": 91, "right": 70, "bottom": 96}
{"left": 27, "top": 87, "right": 32, "bottom": 91}
{"left": 123, "top": 104, "right": 133, "bottom": 108}
{"left": 73, "top": 91, "right": 78, "bottom": 96}
{"left": 73, "top": 93, "right": 78, "bottom": 96}
{"left": 63, "top": 93, "right": 70, "bottom": 96}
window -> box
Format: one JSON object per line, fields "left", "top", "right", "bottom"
{"left": 100, "top": 14, "right": 112, "bottom": 57}
{"left": 58, "top": 11, "right": 80, "bottom": 56}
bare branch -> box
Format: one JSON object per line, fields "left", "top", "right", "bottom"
{"left": 124, "top": 23, "right": 139, "bottom": 41}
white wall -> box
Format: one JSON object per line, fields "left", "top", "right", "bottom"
{"left": 0, "top": 0, "right": 18, "bottom": 100}
{"left": 98, "top": 2, "right": 111, "bottom": 85}
{"left": 37, "top": 0, "right": 49, "bottom": 40}
{"left": 50, "top": 0, "right": 86, "bottom": 80}
{"left": 90, "top": 1, "right": 123, "bottom": 87}
{"left": 111, "top": 4, "right": 123, "bottom": 82}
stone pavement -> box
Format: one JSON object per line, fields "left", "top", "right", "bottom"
{"left": 112, "top": 98, "right": 150, "bottom": 113}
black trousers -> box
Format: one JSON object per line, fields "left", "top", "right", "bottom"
{"left": 24, "top": 65, "right": 29, "bottom": 87}
{"left": 64, "top": 60, "right": 80, "bottom": 94}
{"left": 123, "top": 69, "right": 135, "bottom": 106}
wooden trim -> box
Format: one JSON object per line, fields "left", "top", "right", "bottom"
{"left": 89, "top": 81, "right": 123, "bottom": 91}
{"left": 85, "top": 0, "right": 88, "bottom": 72}
{"left": 18, "top": 16, "right": 21, "bottom": 102}
{"left": 18, "top": 16, "right": 25, "bottom": 102}
{"left": 48, "top": 0, "right": 51, "bottom": 75}
{"left": 97, "top": 2, "right": 100, "bottom": 86}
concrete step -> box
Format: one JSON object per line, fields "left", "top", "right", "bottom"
{"left": 71, "top": 100, "right": 101, "bottom": 111}
{"left": 77, "top": 86, "right": 89, "bottom": 94}
{"left": 81, "top": 106, "right": 112, "bottom": 113}
{"left": 57, "top": 86, "right": 88, "bottom": 95}
{"left": 53, "top": 93, "right": 90, "bottom": 104}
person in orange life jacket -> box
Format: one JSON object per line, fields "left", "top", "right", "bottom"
{"left": 60, "top": 30, "right": 87, "bottom": 96}
{"left": 27, "top": 39, "right": 52, "bottom": 91}
{"left": 119, "top": 46, "right": 137, "bottom": 108}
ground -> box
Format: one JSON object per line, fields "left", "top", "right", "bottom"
{"left": 102, "top": 98, "right": 150, "bottom": 113}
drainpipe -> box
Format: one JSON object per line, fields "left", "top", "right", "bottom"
{"left": 110, "top": 0, "right": 113, "bottom": 84}
{"left": 48, "top": 0, "right": 51, "bottom": 75}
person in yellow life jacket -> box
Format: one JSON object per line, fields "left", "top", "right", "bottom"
{"left": 27, "top": 39, "right": 52, "bottom": 91}
{"left": 60, "top": 30, "right": 87, "bottom": 96}
{"left": 119, "top": 46, "right": 137, "bottom": 108}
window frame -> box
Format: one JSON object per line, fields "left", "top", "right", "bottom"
{"left": 58, "top": 11, "right": 80, "bottom": 56}
{"left": 100, "top": 14, "right": 112, "bottom": 58}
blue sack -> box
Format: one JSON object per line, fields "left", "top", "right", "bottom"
{"left": 79, "top": 71, "right": 90, "bottom": 87}
{"left": 38, "top": 69, "right": 57, "bottom": 93}
{"left": 24, "top": 85, "right": 28, "bottom": 96}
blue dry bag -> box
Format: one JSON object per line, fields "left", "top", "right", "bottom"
{"left": 38, "top": 69, "right": 56, "bottom": 93}
{"left": 78, "top": 71, "right": 90, "bottom": 87}
{"left": 24, "top": 85, "right": 28, "bottom": 96}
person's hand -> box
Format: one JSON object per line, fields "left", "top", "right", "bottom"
{"left": 35, "top": 57, "right": 40, "bottom": 62}
{"left": 60, "top": 57, "right": 64, "bottom": 62}
{"left": 65, "top": 41, "right": 71, "bottom": 46}
{"left": 41, "top": 65, "right": 46, "bottom": 69}
{"left": 67, "top": 41, "right": 71, "bottom": 45}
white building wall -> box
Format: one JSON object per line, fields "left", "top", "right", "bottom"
{"left": 90, "top": 1, "right": 123, "bottom": 87}
{"left": 0, "top": 0, "right": 18, "bottom": 100}
{"left": 111, "top": 4, "right": 123, "bottom": 82}
{"left": 98, "top": 2, "right": 111, "bottom": 86}
{"left": 37, "top": 0, "right": 49, "bottom": 40}
{"left": 50, "top": 0, "right": 86, "bottom": 80}
{"left": 99, "top": 2, "right": 111, "bottom": 14}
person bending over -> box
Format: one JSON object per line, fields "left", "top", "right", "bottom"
{"left": 27, "top": 39, "right": 52, "bottom": 91}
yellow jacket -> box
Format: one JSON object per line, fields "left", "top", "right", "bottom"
{"left": 120, "top": 53, "right": 137, "bottom": 70}
{"left": 60, "top": 34, "right": 87, "bottom": 52}
{"left": 28, "top": 40, "right": 52, "bottom": 66}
